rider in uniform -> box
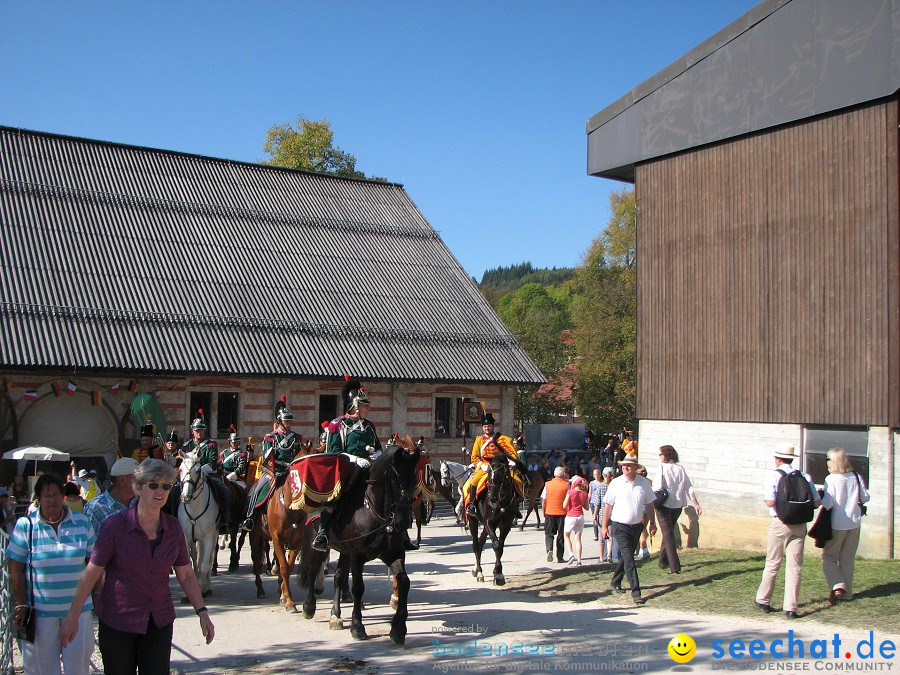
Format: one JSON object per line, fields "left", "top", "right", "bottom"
{"left": 463, "top": 412, "right": 523, "bottom": 518}
{"left": 241, "top": 398, "right": 301, "bottom": 531}
{"left": 132, "top": 418, "right": 156, "bottom": 463}
{"left": 221, "top": 425, "right": 249, "bottom": 488}
{"left": 163, "top": 429, "right": 180, "bottom": 467}
{"left": 182, "top": 410, "right": 232, "bottom": 534}
{"left": 312, "top": 379, "right": 381, "bottom": 551}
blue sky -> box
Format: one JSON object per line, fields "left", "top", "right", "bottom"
{"left": 1, "top": 1, "right": 759, "bottom": 281}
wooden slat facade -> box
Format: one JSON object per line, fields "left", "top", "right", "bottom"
{"left": 635, "top": 99, "right": 900, "bottom": 426}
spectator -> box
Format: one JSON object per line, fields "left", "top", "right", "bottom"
{"left": 60, "top": 459, "right": 214, "bottom": 673}
{"left": 7, "top": 473, "right": 96, "bottom": 674}
{"left": 588, "top": 469, "right": 604, "bottom": 541}
{"left": 64, "top": 481, "right": 86, "bottom": 513}
{"left": 596, "top": 468, "right": 618, "bottom": 563}
{"left": 755, "top": 444, "right": 820, "bottom": 619}
{"left": 84, "top": 457, "right": 138, "bottom": 535}
{"left": 1, "top": 487, "right": 17, "bottom": 536}
{"left": 652, "top": 445, "right": 703, "bottom": 575}
{"left": 600, "top": 453, "right": 657, "bottom": 605}
{"left": 563, "top": 476, "right": 589, "bottom": 566}
{"left": 542, "top": 466, "right": 569, "bottom": 563}
{"left": 820, "top": 447, "right": 870, "bottom": 602}
{"left": 11, "top": 475, "right": 29, "bottom": 517}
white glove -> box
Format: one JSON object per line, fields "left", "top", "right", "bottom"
{"left": 349, "top": 456, "right": 371, "bottom": 469}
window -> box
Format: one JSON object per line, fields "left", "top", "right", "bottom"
{"left": 435, "top": 396, "right": 471, "bottom": 438}
{"left": 319, "top": 394, "right": 338, "bottom": 426}
{"left": 187, "top": 391, "right": 240, "bottom": 437}
{"left": 803, "top": 426, "right": 868, "bottom": 485}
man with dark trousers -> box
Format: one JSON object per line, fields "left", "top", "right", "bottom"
{"left": 543, "top": 466, "right": 569, "bottom": 563}
{"left": 601, "top": 453, "right": 657, "bottom": 605}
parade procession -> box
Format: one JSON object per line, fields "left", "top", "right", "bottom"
{"left": 3, "top": 0, "right": 900, "bottom": 672}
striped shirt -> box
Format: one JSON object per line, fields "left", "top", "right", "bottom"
{"left": 6, "top": 508, "right": 96, "bottom": 617}
{"left": 84, "top": 490, "right": 134, "bottom": 535}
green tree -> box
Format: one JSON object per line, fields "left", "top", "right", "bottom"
{"left": 571, "top": 188, "right": 637, "bottom": 433}
{"left": 497, "top": 283, "right": 574, "bottom": 425}
{"left": 263, "top": 116, "right": 384, "bottom": 180}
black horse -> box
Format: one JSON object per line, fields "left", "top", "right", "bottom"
{"left": 299, "top": 436, "right": 420, "bottom": 645}
{"left": 469, "top": 450, "right": 519, "bottom": 586}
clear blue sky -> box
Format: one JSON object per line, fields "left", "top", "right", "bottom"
{"left": 1, "top": 1, "right": 759, "bottom": 281}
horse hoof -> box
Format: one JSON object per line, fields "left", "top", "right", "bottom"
{"left": 303, "top": 610, "right": 315, "bottom": 620}
{"left": 257, "top": 591, "right": 266, "bottom": 599}
{"left": 351, "top": 626, "right": 370, "bottom": 640}
{"left": 211, "top": 569, "right": 218, "bottom": 577}
{"left": 494, "top": 575, "right": 506, "bottom": 586}
{"left": 471, "top": 569, "right": 478, "bottom": 578}
{"left": 285, "top": 604, "right": 298, "bottom": 614}
{"left": 390, "top": 630, "right": 406, "bottom": 646}
{"left": 329, "top": 615, "right": 344, "bottom": 630}
{"left": 476, "top": 573, "right": 484, "bottom": 583}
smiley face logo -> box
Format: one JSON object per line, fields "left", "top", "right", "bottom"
{"left": 667, "top": 633, "right": 696, "bottom": 663}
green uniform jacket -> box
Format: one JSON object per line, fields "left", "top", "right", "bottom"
{"left": 263, "top": 430, "right": 300, "bottom": 481}
{"left": 326, "top": 417, "right": 381, "bottom": 459}
{"left": 183, "top": 439, "right": 220, "bottom": 471}
{"left": 221, "top": 448, "right": 248, "bottom": 477}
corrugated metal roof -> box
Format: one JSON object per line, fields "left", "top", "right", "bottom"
{"left": 0, "top": 126, "right": 545, "bottom": 385}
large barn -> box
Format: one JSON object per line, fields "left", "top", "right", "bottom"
{"left": 587, "top": 0, "right": 898, "bottom": 558}
{"left": 0, "top": 126, "right": 544, "bottom": 477}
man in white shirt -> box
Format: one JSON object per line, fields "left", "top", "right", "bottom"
{"left": 755, "top": 443, "right": 820, "bottom": 619}
{"left": 600, "top": 453, "right": 657, "bottom": 604}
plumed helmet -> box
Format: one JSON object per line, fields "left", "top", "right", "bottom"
{"left": 228, "top": 424, "right": 239, "bottom": 443}
{"left": 166, "top": 429, "right": 179, "bottom": 444}
{"left": 481, "top": 412, "right": 496, "bottom": 425}
{"left": 342, "top": 376, "right": 370, "bottom": 412}
{"left": 140, "top": 415, "right": 154, "bottom": 438}
{"left": 275, "top": 395, "right": 294, "bottom": 422}
{"left": 191, "top": 408, "right": 207, "bottom": 430}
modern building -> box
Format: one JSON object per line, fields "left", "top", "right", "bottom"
{"left": 0, "top": 126, "right": 543, "bottom": 477}
{"left": 587, "top": 0, "right": 898, "bottom": 557}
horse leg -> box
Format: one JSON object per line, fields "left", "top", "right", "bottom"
{"left": 228, "top": 525, "right": 240, "bottom": 572}
{"left": 250, "top": 528, "right": 266, "bottom": 599}
{"left": 348, "top": 557, "right": 369, "bottom": 641}
{"left": 301, "top": 547, "right": 325, "bottom": 620}
{"left": 388, "top": 557, "right": 410, "bottom": 645}
{"left": 493, "top": 522, "right": 511, "bottom": 586}
{"left": 471, "top": 521, "right": 485, "bottom": 583}
{"left": 329, "top": 554, "right": 349, "bottom": 629}
{"left": 520, "top": 498, "right": 534, "bottom": 531}
{"left": 199, "top": 533, "right": 215, "bottom": 597}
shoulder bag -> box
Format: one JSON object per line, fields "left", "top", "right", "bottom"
{"left": 853, "top": 472, "right": 867, "bottom": 516}
{"left": 653, "top": 467, "right": 669, "bottom": 509}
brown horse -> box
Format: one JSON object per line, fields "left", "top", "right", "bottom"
{"left": 247, "top": 439, "right": 316, "bottom": 599}
{"left": 519, "top": 470, "right": 546, "bottom": 530}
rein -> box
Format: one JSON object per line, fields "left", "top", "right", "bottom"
{"left": 328, "top": 462, "right": 412, "bottom": 546}
{"left": 181, "top": 463, "right": 213, "bottom": 543}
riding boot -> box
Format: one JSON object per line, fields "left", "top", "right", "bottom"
{"left": 403, "top": 532, "right": 419, "bottom": 551}
{"left": 466, "top": 486, "right": 478, "bottom": 518}
{"left": 312, "top": 510, "right": 330, "bottom": 552}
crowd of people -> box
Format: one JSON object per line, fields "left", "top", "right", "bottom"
{"left": 1, "top": 391, "right": 875, "bottom": 672}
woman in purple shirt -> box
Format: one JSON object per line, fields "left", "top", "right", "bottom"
{"left": 60, "top": 459, "right": 214, "bottom": 674}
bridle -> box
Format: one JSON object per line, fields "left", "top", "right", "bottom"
{"left": 179, "top": 457, "right": 213, "bottom": 540}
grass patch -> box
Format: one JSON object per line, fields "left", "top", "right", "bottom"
{"left": 503, "top": 548, "right": 900, "bottom": 633}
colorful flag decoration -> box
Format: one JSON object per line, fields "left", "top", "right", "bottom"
{"left": 110, "top": 382, "right": 121, "bottom": 394}
{"left": 52, "top": 380, "right": 62, "bottom": 397}
{"left": 128, "top": 380, "right": 138, "bottom": 393}
{"left": 66, "top": 380, "right": 77, "bottom": 395}
{"left": 24, "top": 389, "right": 38, "bottom": 402}
{"left": 91, "top": 390, "right": 102, "bottom": 406}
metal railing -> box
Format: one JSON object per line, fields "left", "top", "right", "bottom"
{"left": 0, "top": 529, "right": 13, "bottom": 674}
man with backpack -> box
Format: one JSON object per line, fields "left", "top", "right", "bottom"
{"left": 755, "top": 443, "right": 820, "bottom": 619}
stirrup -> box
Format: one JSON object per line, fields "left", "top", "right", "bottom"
{"left": 466, "top": 502, "right": 477, "bottom": 517}
{"left": 312, "top": 532, "right": 329, "bottom": 552}
{"left": 241, "top": 518, "right": 254, "bottom": 532}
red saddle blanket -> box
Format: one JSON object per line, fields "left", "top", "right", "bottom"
{"left": 286, "top": 454, "right": 353, "bottom": 513}
{"left": 414, "top": 456, "right": 437, "bottom": 502}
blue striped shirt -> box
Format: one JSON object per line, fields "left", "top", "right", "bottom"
{"left": 6, "top": 508, "right": 96, "bottom": 617}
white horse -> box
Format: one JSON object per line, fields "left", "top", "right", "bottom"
{"left": 440, "top": 460, "right": 473, "bottom": 525}
{"left": 178, "top": 452, "right": 220, "bottom": 597}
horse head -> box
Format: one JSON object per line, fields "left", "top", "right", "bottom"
{"left": 488, "top": 452, "right": 517, "bottom": 508}
{"left": 370, "top": 436, "right": 421, "bottom": 533}
{"left": 178, "top": 451, "right": 203, "bottom": 503}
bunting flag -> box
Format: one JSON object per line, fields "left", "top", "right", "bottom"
{"left": 66, "top": 380, "right": 77, "bottom": 395}
{"left": 51, "top": 380, "right": 62, "bottom": 397}
{"left": 24, "top": 389, "right": 38, "bottom": 402}
{"left": 128, "top": 380, "right": 138, "bottom": 393}
{"left": 91, "top": 390, "right": 102, "bottom": 406}
{"left": 110, "top": 382, "right": 121, "bottom": 394}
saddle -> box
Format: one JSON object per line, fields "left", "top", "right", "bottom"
{"left": 286, "top": 454, "right": 354, "bottom": 513}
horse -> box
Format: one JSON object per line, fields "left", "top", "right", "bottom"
{"left": 440, "top": 460, "right": 473, "bottom": 526}
{"left": 247, "top": 438, "right": 317, "bottom": 598}
{"left": 299, "top": 435, "right": 421, "bottom": 645}
{"left": 215, "top": 478, "right": 247, "bottom": 573}
{"left": 519, "top": 470, "right": 546, "bottom": 530}
{"left": 177, "top": 452, "right": 221, "bottom": 597}
{"left": 468, "top": 450, "right": 519, "bottom": 586}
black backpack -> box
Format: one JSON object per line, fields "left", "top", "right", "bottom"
{"left": 774, "top": 469, "right": 815, "bottom": 524}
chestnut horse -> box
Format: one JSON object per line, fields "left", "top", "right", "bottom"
{"left": 518, "top": 470, "right": 546, "bottom": 530}
{"left": 299, "top": 436, "right": 421, "bottom": 644}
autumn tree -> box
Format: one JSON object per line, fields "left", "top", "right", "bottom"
{"left": 262, "top": 116, "right": 384, "bottom": 180}
{"left": 571, "top": 188, "right": 637, "bottom": 433}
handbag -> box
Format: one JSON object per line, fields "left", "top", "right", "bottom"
{"left": 807, "top": 502, "right": 832, "bottom": 548}
{"left": 653, "top": 468, "right": 669, "bottom": 509}
{"left": 16, "top": 517, "right": 37, "bottom": 643}
{"left": 853, "top": 472, "right": 867, "bottom": 516}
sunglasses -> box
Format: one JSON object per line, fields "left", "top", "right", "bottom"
{"left": 145, "top": 482, "right": 173, "bottom": 491}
